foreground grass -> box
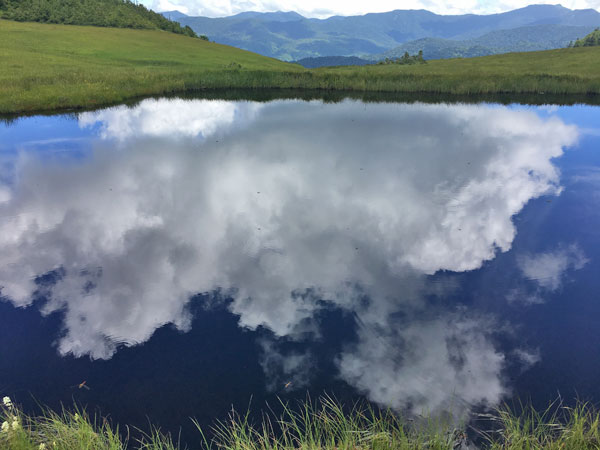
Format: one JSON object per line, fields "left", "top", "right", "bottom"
{"left": 2, "top": 20, "right": 600, "bottom": 114}
{"left": 482, "top": 400, "right": 600, "bottom": 450}
{"left": 3, "top": 395, "right": 600, "bottom": 450}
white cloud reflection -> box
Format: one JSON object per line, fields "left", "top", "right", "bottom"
{"left": 338, "top": 311, "right": 506, "bottom": 414}
{"left": 517, "top": 244, "right": 588, "bottom": 291}
{"left": 258, "top": 338, "right": 314, "bottom": 392}
{"left": 79, "top": 98, "right": 263, "bottom": 141}
{"left": 507, "top": 244, "right": 588, "bottom": 307}
{"left": 0, "top": 98, "right": 578, "bottom": 412}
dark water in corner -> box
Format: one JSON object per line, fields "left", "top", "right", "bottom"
{"left": 1, "top": 98, "right": 600, "bottom": 444}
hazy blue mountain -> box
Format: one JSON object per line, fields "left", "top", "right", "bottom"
{"left": 229, "top": 11, "right": 305, "bottom": 22}
{"left": 163, "top": 4, "right": 600, "bottom": 60}
{"left": 377, "top": 24, "right": 598, "bottom": 60}
{"left": 161, "top": 10, "right": 190, "bottom": 21}
{"left": 292, "top": 56, "right": 372, "bottom": 68}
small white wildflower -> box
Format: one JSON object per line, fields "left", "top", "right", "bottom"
{"left": 11, "top": 418, "right": 20, "bottom": 430}
{"left": 39, "top": 444, "right": 47, "bottom": 450}
{"left": 1, "top": 421, "right": 9, "bottom": 433}
{"left": 74, "top": 413, "right": 80, "bottom": 421}
{"left": 2, "top": 396, "right": 12, "bottom": 408}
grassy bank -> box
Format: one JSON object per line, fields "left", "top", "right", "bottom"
{"left": 0, "top": 19, "right": 302, "bottom": 114}
{"left": 2, "top": 19, "right": 600, "bottom": 114}
{"left": 3, "top": 395, "right": 600, "bottom": 450}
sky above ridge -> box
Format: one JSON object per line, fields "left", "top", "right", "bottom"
{"left": 141, "top": 0, "right": 600, "bottom": 19}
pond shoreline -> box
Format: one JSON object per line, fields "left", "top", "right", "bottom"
{"left": 2, "top": 396, "right": 600, "bottom": 450}
{"left": 2, "top": 20, "right": 600, "bottom": 115}
{"left": 2, "top": 87, "right": 600, "bottom": 120}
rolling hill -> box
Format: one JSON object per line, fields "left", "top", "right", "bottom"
{"left": 0, "top": 19, "right": 300, "bottom": 114}
{"left": 164, "top": 4, "right": 600, "bottom": 60}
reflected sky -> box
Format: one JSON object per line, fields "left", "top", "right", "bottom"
{"left": 0, "top": 98, "right": 596, "bottom": 423}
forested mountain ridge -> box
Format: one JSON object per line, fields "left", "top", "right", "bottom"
{"left": 165, "top": 5, "right": 600, "bottom": 60}
{"left": 0, "top": 0, "right": 197, "bottom": 37}
{"left": 377, "top": 24, "right": 598, "bottom": 60}
{"left": 571, "top": 28, "right": 600, "bottom": 46}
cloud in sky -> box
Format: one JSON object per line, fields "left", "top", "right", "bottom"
{"left": 0, "top": 98, "right": 577, "bottom": 412}
{"left": 142, "top": 0, "right": 600, "bottom": 18}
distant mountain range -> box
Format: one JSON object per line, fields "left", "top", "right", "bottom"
{"left": 376, "top": 24, "right": 597, "bottom": 61}
{"left": 163, "top": 4, "right": 600, "bottom": 61}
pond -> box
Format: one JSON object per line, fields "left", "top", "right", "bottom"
{"left": 1, "top": 97, "right": 599, "bottom": 445}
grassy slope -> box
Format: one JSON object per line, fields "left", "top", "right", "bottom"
{"left": 318, "top": 47, "right": 600, "bottom": 94}
{"left": 2, "top": 19, "right": 600, "bottom": 114}
{"left": 0, "top": 19, "right": 303, "bottom": 113}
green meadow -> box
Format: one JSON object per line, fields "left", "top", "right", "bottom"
{"left": 1, "top": 19, "right": 600, "bottom": 114}
{"left": 0, "top": 19, "right": 303, "bottom": 114}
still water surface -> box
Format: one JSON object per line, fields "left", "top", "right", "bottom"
{"left": 0, "top": 98, "right": 599, "bottom": 442}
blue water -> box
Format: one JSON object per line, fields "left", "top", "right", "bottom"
{"left": 0, "top": 98, "right": 599, "bottom": 444}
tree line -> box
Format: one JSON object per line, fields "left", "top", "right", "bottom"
{"left": 568, "top": 28, "right": 600, "bottom": 47}
{"left": 0, "top": 0, "right": 197, "bottom": 37}
{"left": 377, "top": 50, "right": 426, "bottom": 65}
